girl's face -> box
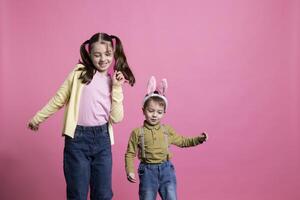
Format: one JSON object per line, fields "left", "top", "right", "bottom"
{"left": 90, "top": 42, "right": 114, "bottom": 74}
{"left": 143, "top": 100, "right": 165, "bottom": 126}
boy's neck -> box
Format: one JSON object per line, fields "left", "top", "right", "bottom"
{"left": 143, "top": 120, "right": 161, "bottom": 129}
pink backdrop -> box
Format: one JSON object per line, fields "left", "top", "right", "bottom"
{"left": 1, "top": 0, "right": 300, "bottom": 199}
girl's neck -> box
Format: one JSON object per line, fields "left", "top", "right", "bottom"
{"left": 96, "top": 70, "right": 108, "bottom": 76}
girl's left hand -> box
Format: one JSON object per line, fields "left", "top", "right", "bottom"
{"left": 112, "top": 71, "right": 125, "bottom": 86}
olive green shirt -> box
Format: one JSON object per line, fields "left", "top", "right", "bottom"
{"left": 125, "top": 121, "right": 205, "bottom": 174}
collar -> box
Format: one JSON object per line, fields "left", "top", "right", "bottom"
{"left": 143, "top": 120, "right": 161, "bottom": 130}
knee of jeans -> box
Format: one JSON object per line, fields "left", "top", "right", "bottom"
{"left": 161, "top": 184, "right": 177, "bottom": 200}
{"left": 139, "top": 189, "right": 157, "bottom": 200}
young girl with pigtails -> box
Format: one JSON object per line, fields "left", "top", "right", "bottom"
{"left": 125, "top": 76, "right": 207, "bottom": 200}
{"left": 28, "top": 32, "right": 135, "bottom": 200}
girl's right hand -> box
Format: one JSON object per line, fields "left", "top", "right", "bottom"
{"left": 112, "top": 71, "right": 126, "bottom": 86}
{"left": 28, "top": 122, "right": 39, "bottom": 131}
{"left": 127, "top": 172, "right": 137, "bottom": 183}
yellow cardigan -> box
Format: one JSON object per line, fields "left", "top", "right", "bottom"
{"left": 30, "top": 64, "right": 124, "bottom": 145}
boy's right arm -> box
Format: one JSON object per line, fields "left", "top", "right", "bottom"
{"left": 28, "top": 69, "right": 75, "bottom": 130}
{"left": 125, "top": 129, "right": 139, "bottom": 183}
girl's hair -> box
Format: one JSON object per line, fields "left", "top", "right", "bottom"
{"left": 78, "top": 32, "right": 135, "bottom": 86}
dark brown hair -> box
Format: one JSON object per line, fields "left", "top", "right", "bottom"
{"left": 78, "top": 33, "right": 135, "bottom": 86}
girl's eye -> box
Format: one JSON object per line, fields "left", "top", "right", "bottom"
{"left": 106, "top": 53, "right": 112, "bottom": 56}
{"left": 158, "top": 112, "right": 163, "bottom": 115}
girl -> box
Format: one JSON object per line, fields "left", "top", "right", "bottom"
{"left": 28, "top": 32, "right": 135, "bottom": 200}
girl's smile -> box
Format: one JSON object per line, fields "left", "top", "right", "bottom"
{"left": 90, "top": 42, "right": 114, "bottom": 74}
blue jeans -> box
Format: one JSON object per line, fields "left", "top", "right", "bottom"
{"left": 63, "top": 124, "right": 113, "bottom": 200}
{"left": 138, "top": 161, "right": 177, "bottom": 200}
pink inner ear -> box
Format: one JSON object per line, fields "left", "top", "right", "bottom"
{"left": 147, "top": 76, "right": 157, "bottom": 94}
{"left": 161, "top": 79, "right": 168, "bottom": 95}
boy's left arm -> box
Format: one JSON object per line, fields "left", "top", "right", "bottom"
{"left": 167, "top": 125, "right": 207, "bottom": 148}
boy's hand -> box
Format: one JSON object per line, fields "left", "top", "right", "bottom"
{"left": 200, "top": 132, "right": 208, "bottom": 142}
{"left": 28, "top": 122, "right": 39, "bottom": 131}
{"left": 127, "top": 172, "right": 137, "bottom": 183}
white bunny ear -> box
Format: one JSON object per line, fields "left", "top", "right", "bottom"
{"left": 147, "top": 76, "right": 157, "bottom": 94}
{"left": 161, "top": 78, "right": 168, "bottom": 95}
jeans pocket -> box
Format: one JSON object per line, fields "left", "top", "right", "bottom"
{"left": 138, "top": 164, "right": 145, "bottom": 176}
{"left": 65, "top": 130, "right": 83, "bottom": 144}
{"left": 170, "top": 163, "right": 175, "bottom": 172}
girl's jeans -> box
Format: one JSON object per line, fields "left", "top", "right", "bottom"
{"left": 138, "top": 161, "right": 177, "bottom": 200}
{"left": 63, "top": 124, "right": 113, "bottom": 200}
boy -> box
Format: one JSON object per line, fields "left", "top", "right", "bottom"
{"left": 125, "top": 77, "right": 207, "bottom": 200}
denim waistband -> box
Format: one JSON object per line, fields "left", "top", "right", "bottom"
{"left": 140, "top": 161, "right": 171, "bottom": 169}
{"left": 76, "top": 123, "right": 108, "bottom": 132}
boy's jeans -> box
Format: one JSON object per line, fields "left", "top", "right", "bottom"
{"left": 63, "top": 124, "right": 113, "bottom": 200}
{"left": 138, "top": 161, "right": 177, "bottom": 200}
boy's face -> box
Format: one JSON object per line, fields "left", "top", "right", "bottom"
{"left": 143, "top": 100, "right": 165, "bottom": 126}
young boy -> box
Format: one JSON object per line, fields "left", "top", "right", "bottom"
{"left": 125, "top": 76, "right": 207, "bottom": 200}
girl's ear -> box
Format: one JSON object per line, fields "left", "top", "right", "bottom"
{"left": 147, "top": 76, "right": 156, "bottom": 94}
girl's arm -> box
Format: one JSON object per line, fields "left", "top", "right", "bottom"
{"left": 28, "top": 69, "right": 75, "bottom": 129}
{"left": 109, "top": 71, "right": 125, "bottom": 123}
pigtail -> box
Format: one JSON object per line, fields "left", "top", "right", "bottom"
{"left": 111, "top": 35, "right": 136, "bottom": 86}
{"left": 78, "top": 39, "right": 96, "bottom": 84}
{"left": 79, "top": 40, "right": 91, "bottom": 67}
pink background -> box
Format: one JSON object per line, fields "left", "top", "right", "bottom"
{"left": 1, "top": 0, "right": 300, "bottom": 199}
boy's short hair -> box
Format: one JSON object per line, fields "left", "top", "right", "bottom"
{"left": 143, "top": 96, "right": 166, "bottom": 112}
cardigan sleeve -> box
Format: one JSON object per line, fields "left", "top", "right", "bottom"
{"left": 109, "top": 84, "right": 124, "bottom": 124}
{"left": 30, "top": 69, "right": 75, "bottom": 126}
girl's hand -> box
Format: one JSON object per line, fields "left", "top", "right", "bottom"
{"left": 28, "top": 122, "right": 39, "bottom": 131}
{"left": 112, "top": 71, "right": 125, "bottom": 86}
{"left": 127, "top": 172, "right": 137, "bottom": 183}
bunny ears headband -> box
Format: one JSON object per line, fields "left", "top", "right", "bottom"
{"left": 143, "top": 76, "right": 168, "bottom": 109}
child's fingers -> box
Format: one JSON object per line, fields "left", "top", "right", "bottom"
{"left": 202, "top": 132, "right": 208, "bottom": 141}
{"left": 113, "top": 71, "right": 125, "bottom": 82}
{"left": 127, "top": 173, "right": 137, "bottom": 183}
{"left": 116, "top": 72, "right": 125, "bottom": 81}
{"left": 28, "top": 122, "right": 39, "bottom": 131}
{"left": 127, "top": 176, "right": 136, "bottom": 183}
